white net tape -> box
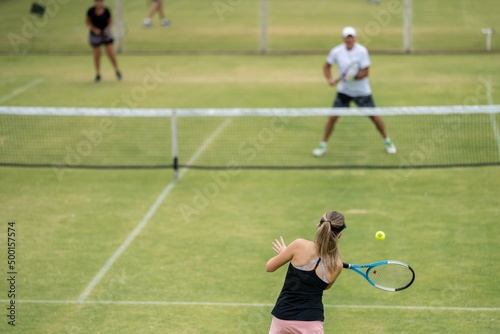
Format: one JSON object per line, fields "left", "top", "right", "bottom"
{"left": 1, "top": 105, "right": 500, "bottom": 118}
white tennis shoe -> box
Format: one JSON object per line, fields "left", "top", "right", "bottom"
{"left": 143, "top": 18, "right": 152, "bottom": 28}
{"left": 312, "top": 143, "right": 327, "bottom": 157}
{"left": 384, "top": 138, "right": 397, "bottom": 154}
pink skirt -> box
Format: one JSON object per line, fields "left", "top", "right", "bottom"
{"left": 269, "top": 316, "right": 324, "bottom": 334}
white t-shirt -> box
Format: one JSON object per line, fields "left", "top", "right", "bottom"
{"left": 326, "top": 42, "right": 372, "bottom": 97}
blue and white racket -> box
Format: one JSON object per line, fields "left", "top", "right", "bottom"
{"left": 342, "top": 260, "right": 415, "bottom": 292}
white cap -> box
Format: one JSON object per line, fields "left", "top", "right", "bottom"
{"left": 342, "top": 26, "right": 357, "bottom": 38}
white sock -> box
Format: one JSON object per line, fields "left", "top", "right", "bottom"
{"left": 320, "top": 141, "right": 327, "bottom": 147}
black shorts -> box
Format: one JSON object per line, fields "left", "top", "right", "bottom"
{"left": 89, "top": 32, "right": 114, "bottom": 47}
{"left": 333, "top": 92, "right": 375, "bottom": 108}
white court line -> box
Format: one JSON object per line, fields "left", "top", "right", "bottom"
{"left": 2, "top": 299, "right": 499, "bottom": 311}
{"left": 77, "top": 118, "right": 232, "bottom": 302}
{"left": 181, "top": 118, "right": 232, "bottom": 172}
{"left": 0, "top": 78, "right": 44, "bottom": 104}
{"left": 76, "top": 182, "right": 176, "bottom": 302}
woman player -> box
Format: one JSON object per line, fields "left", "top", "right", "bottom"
{"left": 266, "top": 210, "right": 345, "bottom": 334}
{"left": 86, "top": 0, "right": 122, "bottom": 82}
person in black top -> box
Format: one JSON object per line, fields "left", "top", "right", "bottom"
{"left": 266, "top": 211, "right": 346, "bottom": 334}
{"left": 85, "top": 0, "right": 121, "bottom": 82}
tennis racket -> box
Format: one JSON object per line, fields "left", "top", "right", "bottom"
{"left": 337, "top": 61, "right": 360, "bottom": 82}
{"left": 342, "top": 260, "right": 415, "bottom": 292}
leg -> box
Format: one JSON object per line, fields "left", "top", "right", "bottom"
{"left": 355, "top": 94, "right": 396, "bottom": 153}
{"left": 324, "top": 93, "right": 350, "bottom": 141}
{"left": 104, "top": 43, "right": 119, "bottom": 71}
{"left": 368, "top": 115, "right": 388, "bottom": 139}
{"left": 313, "top": 116, "right": 339, "bottom": 156}
{"left": 104, "top": 43, "right": 122, "bottom": 79}
{"left": 322, "top": 116, "right": 340, "bottom": 142}
{"left": 156, "top": 0, "right": 166, "bottom": 19}
{"left": 144, "top": 1, "right": 160, "bottom": 27}
{"left": 312, "top": 93, "right": 350, "bottom": 156}
{"left": 354, "top": 95, "right": 387, "bottom": 138}
{"left": 155, "top": 0, "right": 169, "bottom": 25}
{"left": 147, "top": 1, "right": 161, "bottom": 19}
{"left": 370, "top": 115, "right": 396, "bottom": 153}
{"left": 92, "top": 46, "right": 101, "bottom": 81}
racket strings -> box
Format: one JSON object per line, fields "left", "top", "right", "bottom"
{"left": 367, "top": 263, "right": 414, "bottom": 289}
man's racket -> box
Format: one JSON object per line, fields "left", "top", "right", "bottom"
{"left": 337, "top": 61, "right": 360, "bottom": 82}
{"left": 342, "top": 260, "right": 415, "bottom": 292}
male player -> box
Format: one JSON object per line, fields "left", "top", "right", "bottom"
{"left": 312, "top": 26, "right": 396, "bottom": 157}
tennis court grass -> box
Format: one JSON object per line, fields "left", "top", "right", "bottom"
{"left": 1, "top": 1, "right": 500, "bottom": 333}
{"left": 0, "top": 53, "right": 499, "bottom": 107}
{"left": 0, "top": 0, "right": 498, "bottom": 53}
{"left": 1, "top": 165, "right": 499, "bottom": 333}
{"left": 1, "top": 53, "right": 499, "bottom": 333}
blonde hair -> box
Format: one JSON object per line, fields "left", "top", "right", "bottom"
{"left": 315, "top": 211, "right": 345, "bottom": 275}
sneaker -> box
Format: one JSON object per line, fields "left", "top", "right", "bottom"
{"left": 312, "top": 143, "right": 327, "bottom": 157}
{"left": 143, "top": 18, "right": 152, "bottom": 28}
{"left": 116, "top": 71, "right": 122, "bottom": 80}
{"left": 95, "top": 74, "right": 101, "bottom": 83}
{"left": 384, "top": 139, "right": 397, "bottom": 154}
{"left": 160, "top": 18, "right": 170, "bottom": 26}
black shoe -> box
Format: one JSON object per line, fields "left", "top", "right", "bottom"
{"left": 95, "top": 74, "right": 101, "bottom": 82}
{"left": 116, "top": 71, "right": 122, "bottom": 80}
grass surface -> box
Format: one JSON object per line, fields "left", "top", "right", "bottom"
{"left": 1, "top": 54, "right": 499, "bottom": 107}
{"left": 0, "top": 0, "right": 499, "bottom": 53}
{"left": 1, "top": 167, "right": 499, "bottom": 333}
{"left": 1, "top": 0, "right": 500, "bottom": 333}
{"left": 1, "top": 54, "right": 500, "bottom": 169}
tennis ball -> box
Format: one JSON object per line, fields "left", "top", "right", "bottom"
{"left": 375, "top": 231, "right": 385, "bottom": 241}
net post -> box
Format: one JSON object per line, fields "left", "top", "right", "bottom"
{"left": 259, "top": 0, "right": 268, "bottom": 54}
{"left": 482, "top": 28, "right": 493, "bottom": 51}
{"left": 171, "top": 109, "right": 179, "bottom": 181}
{"left": 403, "top": 0, "right": 412, "bottom": 53}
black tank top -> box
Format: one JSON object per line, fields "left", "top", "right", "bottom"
{"left": 87, "top": 7, "right": 111, "bottom": 32}
{"left": 271, "top": 259, "right": 329, "bottom": 321}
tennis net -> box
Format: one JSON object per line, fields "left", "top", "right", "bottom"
{"left": 1, "top": 105, "right": 500, "bottom": 174}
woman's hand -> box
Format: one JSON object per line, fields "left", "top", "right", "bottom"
{"left": 272, "top": 236, "right": 287, "bottom": 254}
{"left": 266, "top": 237, "right": 296, "bottom": 272}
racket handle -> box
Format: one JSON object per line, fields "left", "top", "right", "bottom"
{"left": 342, "top": 262, "right": 350, "bottom": 269}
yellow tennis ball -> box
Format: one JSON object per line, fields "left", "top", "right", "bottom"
{"left": 375, "top": 231, "right": 385, "bottom": 241}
